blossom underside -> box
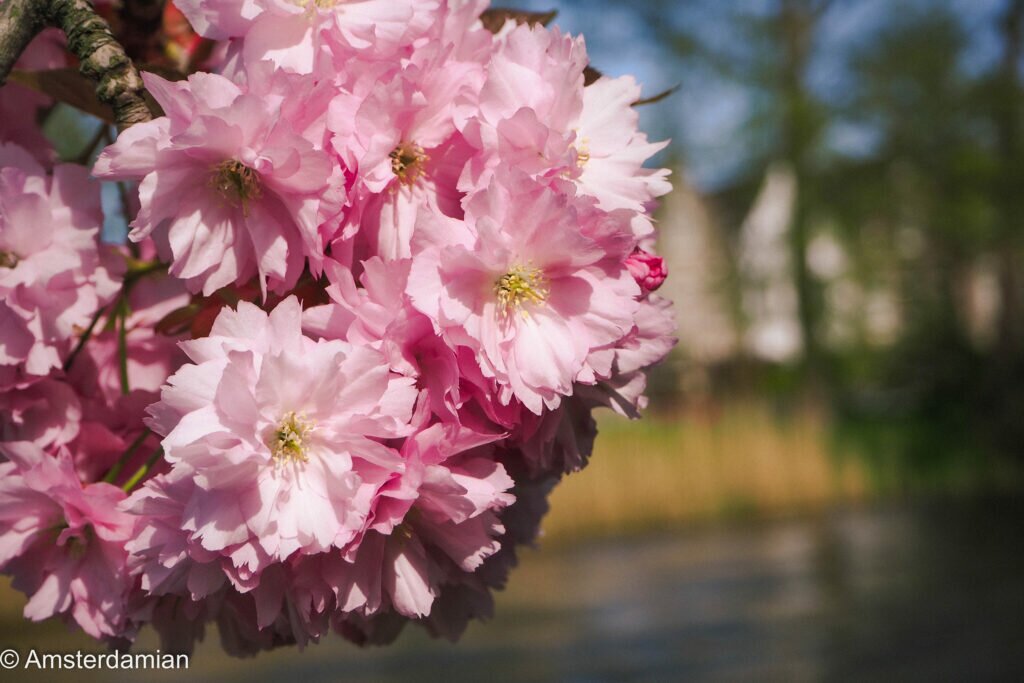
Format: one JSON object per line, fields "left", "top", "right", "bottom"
{"left": 209, "top": 159, "right": 262, "bottom": 208}
{"left": 495, "top": 265, "right": 548, "bottom": 318}
{"left": 268, "top": 411, "right": 315, "bottom": 464}
{"left": 389, "top": 142, "right": 428, "bottom": 187}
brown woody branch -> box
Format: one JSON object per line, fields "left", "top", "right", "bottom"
{"left": 0, "top": 0, "right": 153, "bottom": 129}
{"left": 0, "top": 0, "right": 46, "bottom": 85}
{"left": 49, "top": 0, "right": 152, "bottom": 129}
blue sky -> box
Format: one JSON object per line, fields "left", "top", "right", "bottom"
{"left": 510, "top": 0, "right": 1011, "bottom": 190}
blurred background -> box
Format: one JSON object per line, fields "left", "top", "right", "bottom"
{"left": 5, "top": 0, "right": 1024, "bottom": 680}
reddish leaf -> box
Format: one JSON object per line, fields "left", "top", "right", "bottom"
{"left": 154, "top": 304, "right": 201, "bottom": 336}
{"left": 190, "top": 304, "right": 222, "bottom": 339}
{"left": 8, "top": 67, "right": 167, "bottom": 121}
{"left": 480, "top": 8, "right": 557, "bottom": 33}
{"left": 8, "top": 68, "right": 115, "bottom": 122}
{"left": 584, "top": 66, "right": 603, "bottom": 86}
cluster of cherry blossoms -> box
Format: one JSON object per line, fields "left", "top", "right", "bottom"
{"left": 0, "top": 0, "right": 675, "bottom": 656}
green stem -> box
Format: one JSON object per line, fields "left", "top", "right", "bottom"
{"left": 63, "top": 305, "right": 107, "bottom": 372}
{"left": 124, "top": 258, "right": 167, "bottom": 284}
{"left": 121, "top": 446, "right": 163, "bottom": 492}
{"left": 117, "top": 298, "right": 130, "bottom": 395}
{"left": 101, "top": 428, "right": 150, "bottom": 484}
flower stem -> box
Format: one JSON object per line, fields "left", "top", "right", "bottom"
{"left": 63, "top": 305, "right": 107, "bottom": 373}
{"left": 102, "top": 427, "right": 151, "bottom": 484}
{"left": 121, "top": 445, "right": 163, "bottom": 492}
{"left": 124, "top": 258, "right": 167, "bottom": 284}
{"left": 117, "top": 298, "right": 130, "bottom": 395}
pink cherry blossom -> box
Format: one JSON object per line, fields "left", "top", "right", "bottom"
{"left": 303, "top": 257, "right": 468, "bottom": 425}
{"left": 409, "top": 169, "right": 641, "bottom": 413}
{"left": 175, "top": 0, "right": 435, "bottom": 74}
{"left": 324, "top": 423, "right": 513, "bottom": 619}
{"left": 572, "top": 77, "right": 672, "bottom": 213}
{"left": 0, "top": 143, "right": 122, "bottom": 388}
{"left": 0, "top": 29, "right": 65, "bottom": 162}
{"left": 327, "top": 65, "right": 479, "bottom": 260}
{"left": 0, "top": 442, "right": 136, "bottom": 640}
{"left": 1, "top": 0, "right": 676, "bottom": 654}
{"left": 461, "top": 23, "right": 588, "bottom": 188}
{"left": 0, "top": 378, "right": 82, "bottom": 449}
{"left": 144, "top": 296, "right": 417, "bottom": 571}
{"left": 93, "top": 71, "right": 339, "bottom": 296}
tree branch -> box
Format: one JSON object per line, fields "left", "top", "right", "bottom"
{"left": 0, "top": 0, "right": 46, "bottom": 85}
{"left": 45, "top": 0, "right": 152, "bottom": 129}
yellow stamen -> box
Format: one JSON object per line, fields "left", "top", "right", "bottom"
{"left": 209, "top": 159, "right": 262, "bottom": 211}
{"left": 495, "top": 264, "right": 548, "bottom": 318}
{"left": 293, "top": 0, "right": 338, "bottom": 8}
{"left": 575, "top": 136, "right": 591, "bottom": 168}
{"left": 389, "top": 141, "right": 429, "bottom": 187}
{"left": 268, "top": 411, "right": 315, "bottom": 465}
{"left": 393, "top": 509, "right": 419, "bottom": 547}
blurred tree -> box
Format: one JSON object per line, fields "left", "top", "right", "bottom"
{"left": 776, "top": 0, "right": 831, "bottom": 384}
{"left": 992, "top": 0, "right": 1024, "bottom": 362}
{"left": 637, "top": 1, "right": 834, "bottom": 387}
{"left": 836, "top": 0, "right": 1024, "bottom": 463}
{"left": 632, "top": 0, "right": 1024, "bottom": 463}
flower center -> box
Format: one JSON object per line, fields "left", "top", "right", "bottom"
{"left": 292, "top": 0, "right": 339, "bottom": 8}
{"left": 66, "top": 534, "right": 89, "bottom": 560}
{"left": 495, "top": 264, "right": 548, "bottom": 318}
{"left": 56, "top": 523, "right": 92, "bottom": 560}
{"left": 389, "top": 142, "right": 429, "bottom": 187}
{"left": 209, "top": 159, "right": 262, "bottom": 209}
{"left": 267, "top": 411, "right": 315, "bottom": 465}
{"left": 574, "top": 136, "right": 591, "bottom": 168}
{"left": 0, "top": 251, "right": 18, "bottom": 269}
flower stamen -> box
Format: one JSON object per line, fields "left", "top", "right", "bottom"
{"left": 0, "top": 251, "right": 18, "bottom": 269}
{"left": 574, "top": 136, "right": 591, "bottom": 168}
{"left": 389, "top": 142, "right": 429, "bottom": 187}
{"left": 495, "top": 264, "right": 548, "bottom": 318}
{"left": 268, "top": 411, "right": 316, "bottom": 465}
{"left": 292, "top": 0, "right": 338, "bottom": 8}
{"left": 209, "top": 159, "right": 262, "bottom": 211}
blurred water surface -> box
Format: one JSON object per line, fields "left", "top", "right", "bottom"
{"left": 3, "top": 499, "right": 1023, "bottom": 682}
